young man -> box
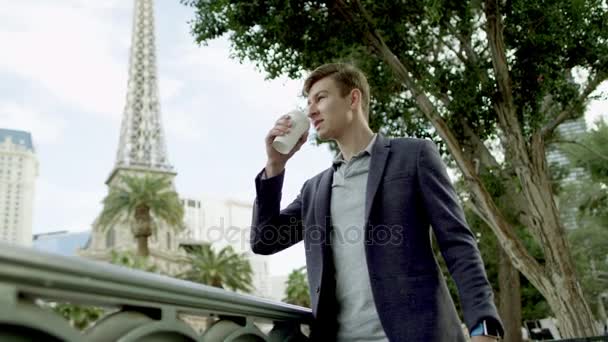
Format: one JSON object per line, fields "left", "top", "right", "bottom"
{"left": 251, "top": 63, "right": 503, "bottom": 341}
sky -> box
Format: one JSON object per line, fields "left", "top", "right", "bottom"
{"left": 0, "top": 1, "right": 606, "bottom": 276}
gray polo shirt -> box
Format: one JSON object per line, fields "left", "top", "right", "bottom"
{"left": 330, "top": 134, "right": 388, "bottom": 341}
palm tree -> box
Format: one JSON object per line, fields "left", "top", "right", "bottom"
{"left": 283, "top": 266, "right": 310, "bottom": 307}
{"left": 179, "top": 243, "right": 253, "bottom": 293}
{"left": 97, "top": 173, "right": 184, "bottom": 257}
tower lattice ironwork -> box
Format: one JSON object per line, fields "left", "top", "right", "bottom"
{"left": 112, "top": 0, "right": 173, "bottom": 180}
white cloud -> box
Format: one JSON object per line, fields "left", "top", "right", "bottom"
{"left": 163, "top": 104, "right": 209, "bottom": 144}
{"left": 0, "top": 1, "right": 129, "bottom": 121}
{"left": 0, "top": 102, "right": 67, "bottom": 145}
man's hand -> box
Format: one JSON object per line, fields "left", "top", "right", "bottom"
{"left": 264, "top": 114, "right": 309, "bottom": 177}
{"left": 471, "top": 336, "right": 499, "bottom": 342}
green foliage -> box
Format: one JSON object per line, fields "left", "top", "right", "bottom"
{"left": 98, "top": 173, "right": 184, "bottom": 231}
{"left": 557, "top": 120, "right": 608, "bottom": 316}
{"left": 97, "top": 173, "right": 184, "bottom": 256}
{"left": 283, "top": 266, "right": 310, "bottom": 308}
{"left": 568, "top": 224, "right": 608, "bottom": 317}
{"left": 182, "top": 0, "right": 606, "bottom": 140}
{"left": 178, "top": 243, "right": 253, "bottom": 292}
{"left": 52, "top": 303, "right": 104, "bottom": 330}
{"left": 559, "top": 120, "right": 608, "bottom": 224}
{"left": 109, "top": 249, "right": 159, "bottom": 273}
{"left": 520, "top": 277, "right": 552, "bottom": 320}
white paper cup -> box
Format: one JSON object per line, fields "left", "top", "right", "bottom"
{"left": 272, "top": 110, "right": 310, "bottom": 155}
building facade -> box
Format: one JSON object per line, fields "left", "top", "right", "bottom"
{"left": 546, "top": 118, "right": 588, "bottom": 183}
{"left": 546, "top": 118, "right": 588, "bottom": 230}
{"left": 0, "top": 129, "right": 38, "bottom": 246}
{"left": 180, "top": 195, "right": 272, "bottom": 299}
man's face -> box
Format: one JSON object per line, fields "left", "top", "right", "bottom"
{"left": 306, "top": 77, "right": 353, "bottom": 141}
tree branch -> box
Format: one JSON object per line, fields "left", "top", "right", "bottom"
{"left": 446, "top": 23, "right": 478, "bottom": 64}
{"left": 484, "top": 0, "right": 526, "bottom": 149}
{"left": 553, "top": 140, "right": 608, "bottom": 162}
{"left": 434, "top": 32, "right": 468, "bottom": 66}
{"left": 540, "top": 71, "right": 607, "bottom": 138}
{"left": 444, "top": 21, "right": 492, "bottom": 86}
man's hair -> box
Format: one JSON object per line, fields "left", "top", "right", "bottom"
{"left": 303, "top": 63, "right": 371, "bottom": 119}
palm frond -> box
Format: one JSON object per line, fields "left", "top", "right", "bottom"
{"left": 180, "top": 243, "right": 253, "bottom": 292}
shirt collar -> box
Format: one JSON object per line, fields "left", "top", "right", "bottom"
{"left": 332, "top": 133, "right": 377, "bottom": 169}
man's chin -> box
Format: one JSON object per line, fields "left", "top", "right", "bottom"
{"left": 316, "top": 132, "right": 331, "bottom": 141}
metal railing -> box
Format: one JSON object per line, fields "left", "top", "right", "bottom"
{"left": 0, "top": 242, "right": 312, "bottom": 341}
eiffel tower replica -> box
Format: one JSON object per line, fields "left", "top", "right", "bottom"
{"left": 81, "top": 0, "right": 185, "bottom": 274}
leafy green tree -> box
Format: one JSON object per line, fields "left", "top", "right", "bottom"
{"left": 97, "top": 173, "right": 184, "bottom": 257}
{"left": 182, "top": 0, "right": 607, "bottom": 336}
{"left": 179, "top": 243, "right": 253, "bottom": 292}
{"left": 283, "top": 266, "right": 310, "bottom": 308}
{"left": 558, "top": 120, "right": 608, "bottom": 319}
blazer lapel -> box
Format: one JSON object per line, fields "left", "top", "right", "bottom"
{"left": 365, "top": 135, "right": 391, "bottom": 224}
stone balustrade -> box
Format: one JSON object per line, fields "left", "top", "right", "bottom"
{"left": 0, "top": 242, "right": 311, "bottom": 341}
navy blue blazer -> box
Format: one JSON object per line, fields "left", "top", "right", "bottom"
{"left": 251, "top": 135, "right": 503, "bottom": 341}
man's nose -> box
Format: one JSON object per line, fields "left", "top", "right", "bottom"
{"left": 307, "top": 104, "right": 317, "bottom": 118}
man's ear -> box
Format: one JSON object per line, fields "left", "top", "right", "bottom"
{"left": 350, "top": 88, "right": 362, "bottom": 110}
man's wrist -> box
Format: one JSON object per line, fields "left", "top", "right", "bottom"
{"left": 265, "top": 162, "right": 285, "bottom": 178}
{"left": 470, "top": 320, "right": 501, "bottom": 339}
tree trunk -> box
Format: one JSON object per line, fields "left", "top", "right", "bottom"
{"left": 499, "top": 247, "right": 522, "bottom": 342}
{"left": 134, "top": 205, "right": 152, "bottom": 257}
{"left": 540, "top": 274, "right": 598, "bottom": 339}
{"left": 211, "top": 278, "right": 224, "bottom": 289}
{"left": 136, "top": 235, "right": 149, "bottom": 257}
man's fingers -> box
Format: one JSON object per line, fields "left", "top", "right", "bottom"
{"left": 275, "top": 116, "right": 292, "bottom": 126}
{"left": 267, "top": 127, "right": 288, "bottom": 139}
{"left": 292, "top": 131, "right": 309, "bottom": 152}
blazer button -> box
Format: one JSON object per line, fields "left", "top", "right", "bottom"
{"left": 316, "top": 286, "right": 320, "bottom": 293}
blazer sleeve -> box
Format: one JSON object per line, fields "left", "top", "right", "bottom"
{"left": 416, "top": 139, "right": 504, "bottom": 336}
{"left": 250, "top": 168, "right": 305, "bottom": 255}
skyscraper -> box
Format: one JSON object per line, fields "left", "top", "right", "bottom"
{"left": 0, "top": 129, "right": 38, "bottom": 246}
{"left": 546, "top": 118, "right": 588, "bottom": 183}
{"left": 546, "top": 118, "right": 588, "bottom": 230}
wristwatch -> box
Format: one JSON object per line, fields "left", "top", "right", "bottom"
{"left": 471, "top": 320, "right": 502, "bottom": 339}
{"left": 482, "top": 319, "right": 502, "bottom": 339}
